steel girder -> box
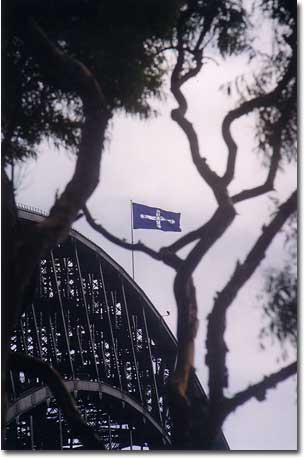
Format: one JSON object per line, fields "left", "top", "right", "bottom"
{"left": 5, "top": 206, "right": 229, "bottom": 450}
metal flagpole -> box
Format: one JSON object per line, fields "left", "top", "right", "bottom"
{"left": 130, "top": 200, "right": 135, "bottom": 279}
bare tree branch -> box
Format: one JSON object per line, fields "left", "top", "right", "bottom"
{"left": 206, "top": 189, "right": 297, "bottom": 410}
{"left": 170, "top": 276, "right": 199, "bottom": 395}
{"left": 170, "top": 11, "right": 227, "bottom": 204}
{"left": 230, "top": 78, "right": 296, "bottom": 204}
{"left": 83, "top": 202, "right": 237, "bottom": 425}
{"left": 167, "top": 276, "right": 198, "bottom": 449}
{"left": 231, "top": 143, "right": 280, "bottom": 203}
{"left": 8, "top": 352, "right": 105, "bottom": 449}
{"left": 174, "top": 203, "right": 236, "bottom": 289}
{"left": 167, "top": 201, "right": 236, "bottom": 445}
{"left": 26, "top": 18, "right": 110, "bottom": 232}
{"left": 10, "top": 18, "right": 111, "bottom": 334}
{"left": 165, "top": 197, "right": 235, "bottom": 255}
{"left": 161, "top": 142, "right": 280, "bottom": 255}
{"left": 170, "top": 106, "right": 225, "bottom": 203}
{"left": 83, "top": 205, "right": 182, "bottom": 270}
{"left": 83, "top": 195, "right": 236, "bottom": 446}
{"left": 222, "top": 53, "right": 296, "bottom": 186}
{"left": 179, "top": 48, "right": 203, "bottom": 86}
{"left": 157, "top": 11, "right": 239, "bottom": 436}
{"left": 2, "top": 169, "right": 18, "bottom": 439}
{"left": 223, "top": 361, "right": 297, "bottom": 415}
{"left": 165, "top": 222, "right": 208, "bottom": 253}
{"left": 3, "top": 18, "right": 111, "bottom": 445}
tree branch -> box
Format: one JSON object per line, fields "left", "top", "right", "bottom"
{"left": 174, "top": 202, "right": 236, "bottom": 287}
{"left": 83, "top": 200, "right": 236, "bottom": 448}
{"left": 165, "top": 224, "right": 205, "bottom": 253}
{"left": 8, "top": 352, "right": 105, "bottom": 449}
{"left": 10, "top": 18, "right": 111, "bottom": 334}
{"left": 2, "top": 169, "right": 18, "bottom": 440}
{"left": 231, "top": 143, "right": 281, "bottom": 203}
{"left": 222, "top": 53, "right": 296, "bottom": 186}
{"left": 170, "top": 11, "right": 227, "bottom": 204}
{"left": 168, "top": 200, "right": 236, "bottom": 434}
{"left": 170, "top": 107, "right": 225, "bottom": 203}
{"left": 83, "top": 205, "right": 182, "bottom": 270}
{"left": 206, "top": 189, "right": 297, "bottom": 410}
{"left": 167, "top": 277, "right": 198, "bottom": 449}
{"left": 26, "top": 18, "right": 111, "bottom": 230}
{"left": 230, "top": 77, "right": 296, "bottom": 204}
{"left": 165, "top": 198, "right": 235, "bottom": 255}
{"left": 223, "top": 361, "right": 297, "bottom": 415}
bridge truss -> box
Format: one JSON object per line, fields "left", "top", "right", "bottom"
{"left": 5, "top": 207, "right": 228, "bottom": 450}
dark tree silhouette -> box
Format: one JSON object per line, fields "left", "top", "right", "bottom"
{"left": 2, "top": 0, "right": 297, "bottom": 450}
{"left": 83, "top": 0, "right": 297, "bottom": 447}
{"left": 259, "top": 213, "right": 297, "bottom": 351}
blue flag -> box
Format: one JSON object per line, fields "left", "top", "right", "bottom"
{"left": 132, "top": 202, "right": 181, "bottom": 232}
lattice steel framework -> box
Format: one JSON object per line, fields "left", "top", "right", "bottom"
{"left": 5, "top": 206, "right": 228, "bottom": 450}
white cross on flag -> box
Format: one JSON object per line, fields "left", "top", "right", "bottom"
{"left": 132, "top": 202, "right": 181, "bottom": 232}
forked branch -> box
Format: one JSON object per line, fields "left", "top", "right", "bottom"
{"left": 222, "top": 53, "right": 296, "bottom": 186}
{"left": 171, "top": 10, "right": 226, "bottom": 204}
{"left": 10, "top": 18, "right": 111, "bottom": 334}
{"left": 4, "top": 17, "right": 111, "bottom": 446}
{"left": 206, "top": 190, "right": 297, "bottom": 409}
{"left": 231, "top": 143, "right": 280, "bottom": 203}
{"left": 223, "top": 361, "right": 297, "bottom": 415}
{"left": 8, "top": 352, "right": 105, "bottom": 449}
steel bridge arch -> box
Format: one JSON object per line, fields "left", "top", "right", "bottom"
{"left": 5, "top": 206, "right": 229, "bottom": 450}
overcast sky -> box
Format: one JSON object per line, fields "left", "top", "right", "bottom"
{"left": 13, "top": 7, "right": 298, "bottom": 451}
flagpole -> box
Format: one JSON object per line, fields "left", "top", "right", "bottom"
{"left": 130, "top": 200, "right": 135, "bottom": 280}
